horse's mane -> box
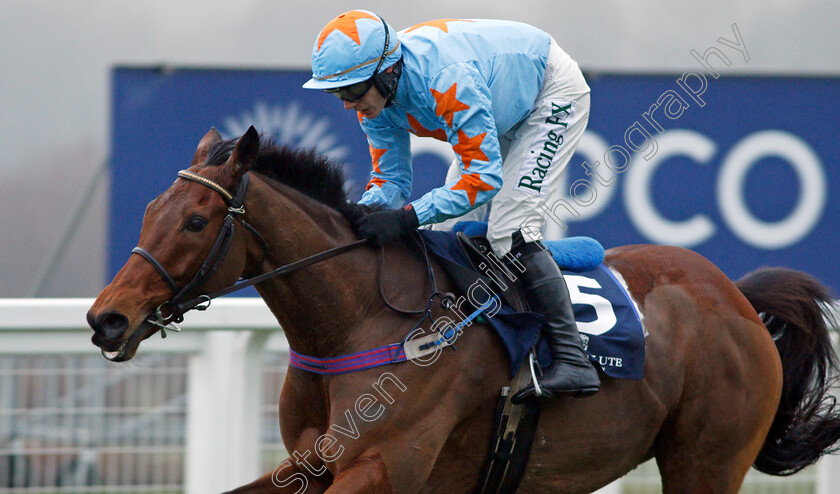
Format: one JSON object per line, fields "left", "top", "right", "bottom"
{"left": 206, "top": 136, "right": 373, "bottom": 221}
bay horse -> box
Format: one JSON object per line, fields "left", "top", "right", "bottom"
{"left": 88, "top": 127, "right": 840, "bottom": 493}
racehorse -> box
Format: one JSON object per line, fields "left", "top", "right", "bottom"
{"left": 88, "top": 127, "right": 840, "bottom": 493}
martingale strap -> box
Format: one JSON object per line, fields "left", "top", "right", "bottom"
{"left": 289, "top": 295, "right": 498, "bottom": 375}
{"left": 290, "top": 344, "right": 407, "bottom": 375}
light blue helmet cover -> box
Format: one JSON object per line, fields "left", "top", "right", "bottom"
{"left": 303, "top": 10, "right": 401, "bottom": 90}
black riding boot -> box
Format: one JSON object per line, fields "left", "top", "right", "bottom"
{"left": 509, "top": 235, "right": 600, "bottom": 403}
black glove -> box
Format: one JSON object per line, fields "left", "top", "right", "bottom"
{"left": 354, "top": 206, "right": 420, "bottom": 244}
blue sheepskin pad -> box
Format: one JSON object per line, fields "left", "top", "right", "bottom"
{"left": 544, "top": 236, "right": 605, "bottom": 272}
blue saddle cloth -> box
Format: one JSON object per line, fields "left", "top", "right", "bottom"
{"left": 419, "top": 226, "right": 645, "bottom": 380}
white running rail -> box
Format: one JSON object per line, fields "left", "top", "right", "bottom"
{"left": 0, "top": 298, "right": 837, "bottom": 493}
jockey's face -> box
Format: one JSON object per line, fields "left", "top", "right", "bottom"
{"left": 338, "top": 65, "right": 394, "bottom": 119}
{"left": 342, "top": 83, "right": 387, "bottom": 119}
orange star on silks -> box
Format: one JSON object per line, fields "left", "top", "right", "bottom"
{"left": 317, "top": 10, "right": 378, "bottom": 50}
{"left": 369, "top": 144, "right": 387, "bottom": 173}
{"left": 452, "top": 129, "right": 488, "bottom": 169}
{"left": 451, "top": 173, "right": 496, "bottom": 206}
{"left": 430, "top": 83, "right": 470, "bottom": 128}
{"left": 366, "top": 177, "right": 388, "bottom": 190}
{"left": 407, "top": 114, "right": 448, "bottom": 141}
{"left": 404, "top": 19, "right": 475, "bottom": 33}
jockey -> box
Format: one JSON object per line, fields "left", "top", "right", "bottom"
{"left": 303, "top": 10, "right": 599, "bottom": 401}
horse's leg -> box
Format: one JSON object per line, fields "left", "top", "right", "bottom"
{"left": 323, "top": 453, "right": 393, "bottom": 494}
{"left": 223, "top": 459, "right": 330, "bottom": 494}
{"left": 230, "top": 371, "right": 334, "bottom": 494}
{"left": 314, "top": 393, "right": 480, "bottom": 494}
{"left": 653, "top": 313, "right": 781, "bottom": 494}
{"left": 655, "top": 424, "right": 760, "bottom": 494}
{"left": 317, "top": 412, "right": 457, "bottom": 494}
{"left": 322, "top": 437, "right": 454, "bottom": 494}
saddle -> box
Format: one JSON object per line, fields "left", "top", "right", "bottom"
{"left": 420, "top": 224, "right": 642, "bottom": 382}
{"left": 445, "top": 220, "right": 605, "bottom": 315}
{"left": 418, "top": 224, "right": 641, "bottom": 494}
{"left": 447, "top": 225, "right": 604, "bottom": 494}
{"left": 455, "top": 232, "right": 530, "bottom": 313}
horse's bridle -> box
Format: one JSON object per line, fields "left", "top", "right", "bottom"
{"left": 131, "top": 169, "right": 369, "bottom": 330}
{"left": 131, "top": 169, "right": 266, "bottom": 327}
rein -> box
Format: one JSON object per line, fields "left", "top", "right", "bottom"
{"left": 132, "top": 169, "right": 253, "bottom": 327}
{"left": 176, "top": 238, "right": 370, "bottom": 315}
{"left": 133, "top": 168, "right": 461, "bottom": 371}
{"left": 131, "top": 169, "right": 369, "bottom": 330}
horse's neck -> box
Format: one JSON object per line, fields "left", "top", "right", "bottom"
{"left": 245, "top": 177, "right": 383, "bottom": 356}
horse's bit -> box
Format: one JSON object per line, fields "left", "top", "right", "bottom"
{"left": 132, "top": 168, "right": 449, "bottom": 342}
{"left": 130, "top": 170, "right": 267, "bottom": 333}
{"left": 130, "top": 169, "right": 374, "bottom": 334}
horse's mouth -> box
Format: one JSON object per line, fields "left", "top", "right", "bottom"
{"left": 100, "top": 319, "right": 158, "bottom": 362}
{"left": 102, "top": 346, "right": 128, "bottom": 362}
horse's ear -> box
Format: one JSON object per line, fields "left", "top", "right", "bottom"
{"left": 226, "top": 126, "right": 259, "bottom": 178}
{"left": 191, "top": 127, "right": 223, "bottom": 166}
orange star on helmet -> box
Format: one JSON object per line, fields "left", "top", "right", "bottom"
{"left": 317, "top": 10, "right": 379, "bottom": 50}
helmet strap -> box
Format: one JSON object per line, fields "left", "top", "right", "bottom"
{"left": 369, "top": 16, "right": 390, "bottom": 79}
{"left": 370, "top": 15, "right": 401, "bottom": 107}
{"left": 373, "top": 58, "right": 402, "bottom": 107}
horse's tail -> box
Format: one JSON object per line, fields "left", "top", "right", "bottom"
{"left": 736, "top": 267, "right": 840, "bottom": 475}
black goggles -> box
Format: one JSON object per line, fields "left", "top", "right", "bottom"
{"left": 324, "top": 78, "right": 374, "bottom": 102}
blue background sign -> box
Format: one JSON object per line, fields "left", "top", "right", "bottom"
{"left": 110, "top": 68, "right": 839, "bottom": 291}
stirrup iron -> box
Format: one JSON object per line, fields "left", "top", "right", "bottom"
{"left": 528, "top": 351, "right": 543, "bottom": 398}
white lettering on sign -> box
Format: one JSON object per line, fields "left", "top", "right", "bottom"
{"left": 623, "top": 129, "right": 825, "bottom": 249}
{"left": 717, "top": 130, "right": 826, "bottom": 249}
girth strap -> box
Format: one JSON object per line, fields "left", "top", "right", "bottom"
{"left": 474, "top": 355, "right": 542, "bottom": 494}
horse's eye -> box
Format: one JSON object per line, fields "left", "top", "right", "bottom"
{"left": 184, "top": 216, "right": 207, "bottom": 232}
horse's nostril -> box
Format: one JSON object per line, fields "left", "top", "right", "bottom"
{"left": 95, "top": 312, "right": 130, "bottom": 340}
